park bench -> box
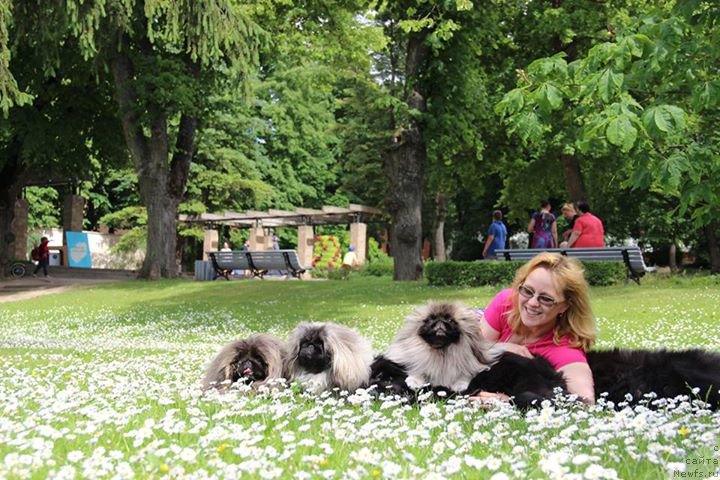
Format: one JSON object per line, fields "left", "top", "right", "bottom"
{"left": 208, "top": 250, "right": 312, "bottom": 280}
{"left": 494, "top": 246, "right": 653, "bottom": 284}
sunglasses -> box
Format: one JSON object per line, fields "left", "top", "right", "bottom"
{"left": 517, "top": 284, "right": 563, "bottom": 307}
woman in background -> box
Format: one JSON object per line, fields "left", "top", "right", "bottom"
{"left": 528, "top": 200, "right": 558, "bottom": 248}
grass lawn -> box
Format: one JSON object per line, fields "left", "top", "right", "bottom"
{"left": 1, "top": 274, "right": 719, "bottom": 479}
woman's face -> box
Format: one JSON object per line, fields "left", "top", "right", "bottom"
{"left": 517, "top": 267, "right": 569, "bottom": 333}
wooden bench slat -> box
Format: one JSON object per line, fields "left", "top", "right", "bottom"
{"left": 494, "top": 246, "right": 651, "bottom": 285}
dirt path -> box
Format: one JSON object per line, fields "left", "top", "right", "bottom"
{"left": 0, "top": 277, "right": 122, "bottom": 304}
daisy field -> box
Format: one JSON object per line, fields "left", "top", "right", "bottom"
{"left": 1, "top": 275, "right": 719, "bottom": 479}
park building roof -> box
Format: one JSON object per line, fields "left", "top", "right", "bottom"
{"left": 178, "top": 204, "right": 385, "bottom": 228}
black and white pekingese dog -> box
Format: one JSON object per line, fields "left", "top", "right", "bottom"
{"left": 203, "top": 334, "right": 286, "bottom": 391}
{"left": 370, "top": 302, "right": 502, "bottom": 396}
{"left": 588, "top": 348, "right": 720, "bottom": 409}
{"left": 284, "top": 322, "right": 374, "bottom": 392}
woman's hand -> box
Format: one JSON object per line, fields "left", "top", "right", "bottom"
{"left": 468, "top": 391, "right": 511, "bottom": 408}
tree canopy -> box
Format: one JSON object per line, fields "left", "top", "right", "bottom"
{"left": 1, "top": 0, "right": 718, "bottom": 277}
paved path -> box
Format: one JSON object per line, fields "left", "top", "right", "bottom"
{"left": 0, "top": 275, "right": 131, "bottom": 304}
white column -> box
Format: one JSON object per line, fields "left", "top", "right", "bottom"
{"left": 203, "top": 229, "right": 219, "bottom": 260}
{"left": 249, "top": 226, "right": 266, "bottom": 250}
{"left": 297, "top": 225, "right": 315, "bottom": 272}
{"left": 350, "top": 222, "right": 367, "bottom": 265}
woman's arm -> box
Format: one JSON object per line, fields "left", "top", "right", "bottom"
{"left": 551, "top": 221, "right": 558, "bottom": 247}
{"left": 558, "top": 362, "right": 595, "bottom": 404}
{"left": 479, "top": 317, "right": 501, "bottom": 342}
{"left": 566, "top": 230, "right": 581, "bottom": 248}
{"left": 527, "top": 217, "right": 535, "bottom": 233}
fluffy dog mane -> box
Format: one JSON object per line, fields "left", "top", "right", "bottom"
{"left": 285, "top": 322, "right": 374, "bottom": 392}
{"left": 203, "top": 334, "right": 285, "bottom": 390}
{"left": 385, "top": 302, "right": 501, "bottom": 390}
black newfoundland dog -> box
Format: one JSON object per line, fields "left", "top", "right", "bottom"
{"left": 587, "top": 348, "right": 720, "bottom": 408}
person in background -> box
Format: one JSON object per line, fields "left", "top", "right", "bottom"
{"left": 342, "top": 245, "right": 359, "bottom": 269}
{"left": 566, "top": 201, "right": 605, "bottom": 248}
{"left": 482, "top": 210, "right": 507, "bottom": 260}
{"left": 472, "top": 252, "right": 597, "bottom": 405}
{"left": 559, "top": 203, "right": 580, "bottom": 247}
{"left": 240, "top": 240, "right": 251, "bottom": 277}
{"left": 271, "top": 232, "right": 279, "bottom": 250}
{"left": 220, "top": 241, "right": 232, "bottom": 252}
{"left": 32, "top": 236, "right": 51, "bottom": 279}
{"left": 528, "top": 200, "right": 558, "bottom": 248}
{"left": 341, "top": 245, "right": 359, "bottom": 279}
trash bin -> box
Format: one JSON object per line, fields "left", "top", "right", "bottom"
{"left": 194, "top": 260, "right": 215, "bottom": 281}
{"left": 48, "top": 251, "right": 61, "bottom": 266}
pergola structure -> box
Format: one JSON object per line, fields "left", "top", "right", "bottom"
{"left": 178, "top": 204, "right": 386, "bottom": 269}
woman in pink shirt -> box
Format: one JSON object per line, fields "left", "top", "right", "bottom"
{"left": 566, "top": 201, "right": 605, "bottom": 248}
{"left": 474, "top": 252, "right": 597, "bottom": 404}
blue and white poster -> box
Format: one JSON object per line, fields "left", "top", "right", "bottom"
{"left": 65, "top": 231, "right": 93, "bottom": 268}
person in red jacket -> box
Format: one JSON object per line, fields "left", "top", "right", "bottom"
{"left": 32, "top": 237, "right": 51, "bottom": 278}
{"left": 566, "top": 201, "right": 605, "bottom": 248}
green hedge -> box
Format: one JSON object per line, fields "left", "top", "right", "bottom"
{"left": 358, "top": 256, "right": 394, "bottom": 277}
{"left": 425, "top": 260, "right": 627, "bottom": 287}
{"left": 581, "top": 261, "right": 628, "bottom": 286}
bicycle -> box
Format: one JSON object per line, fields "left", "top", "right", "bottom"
{"left": 8, "top": 261, "right": 29, "bottom": 278}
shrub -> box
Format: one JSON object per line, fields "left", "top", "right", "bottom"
{"left": 426, "top": 261, "right": 520, "bottom": 287}
{"left": 426, "top": 260, "right": 627, "bottom": 287}
{"left": 581, "top": 261, "right": 627, "bottom": 286}
{"left": 359, "top": 255, "right": 394, "bottom": 277}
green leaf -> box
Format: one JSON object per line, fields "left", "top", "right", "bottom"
{"left": 642, "top": 105, "right": 686, "bottom": 137}
{"left": 495, "top": 89, "right": 524, "bottom": 116}
{"left": 654, "top": 107, "right": 671, "bottom": 132}
{"left": 455, "top": 0, "right": 473, "bottom": 11}
{"left": 544, "top": 83, "right": 563, "bottom": 109}
{"left": 606, "top": 115, "right": 637, "bottom": 152}
{"left": 534, "top": 83, "right": 563, "bottom": 114}
{"left": 664, "top": 105, "right": 686, "bottom": 130}
{"left": 514, "top": 111, "right": 545, "bottom": 144}
{"left": 595, "top": 68, "right": 623, "bottom": 103}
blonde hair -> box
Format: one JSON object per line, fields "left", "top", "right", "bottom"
{"left": 506, "top": 252, "right": 596, "bottom": 350}
{"left": 561, "top": 203, "right": 577, "bottom": 215}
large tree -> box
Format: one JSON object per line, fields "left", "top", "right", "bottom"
{"left": 97, "top": 1, "right": 264, "bottom": 278}
{"left": 375, "top": 1, "right": 484, "bottom": 280}
{"left": 0, "top": 3, "right": 124, "bottom": 277}
{"left": 1, "top": 1, "right": 264, "bottom": 279}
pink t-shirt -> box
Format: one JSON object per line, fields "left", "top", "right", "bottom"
{"left": 572, "top": 213, "right": 605, "bottom": 248}
{"left": 480, "top": 288, "right": 587, "bottom": 369}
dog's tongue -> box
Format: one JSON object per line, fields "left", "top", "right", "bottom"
{"left": 242, "top": 367, "right": 253, "bottom": 376}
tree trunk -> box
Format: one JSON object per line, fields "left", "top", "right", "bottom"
{"left": 385, "top": 126, "right": 425, "bottom": 280}
{"left": 0, "top": 155, "right": 27, "bottom": 279}
{"left": 668, "top": 240, "right": 677, "bottom": 273}
{"left": 704, "top": 221, "right": 720, "bottom": 274}
{"left": 432, "top": 192, "right": 447, "bottom": 261}
{"left": 561, "top": 153, "right": 587, "bottom": 202}
{"left": 110, "top": 32, "right": 197, "bottom": 279}
{"left": 385, "top": 30, "right": 430, "bottom": 281}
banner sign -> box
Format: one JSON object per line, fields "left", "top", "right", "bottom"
{"left": 65, "top": 231, "right": 93, "bottom": 268}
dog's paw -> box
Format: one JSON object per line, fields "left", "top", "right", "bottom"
{"left": 405, "top": 375, "right": 426, "bottom": 390}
